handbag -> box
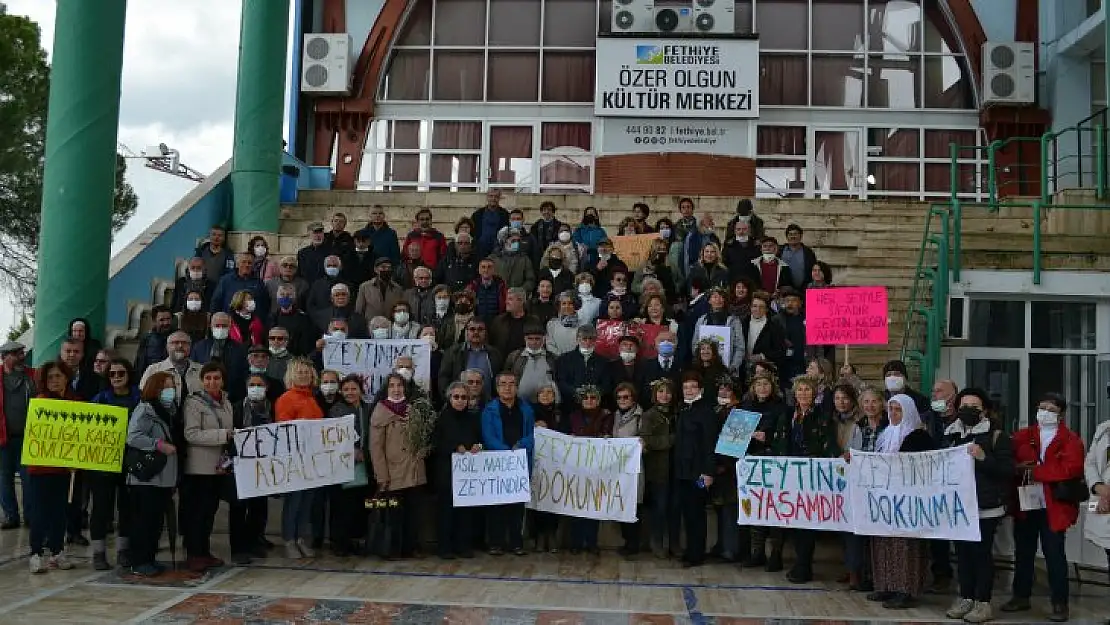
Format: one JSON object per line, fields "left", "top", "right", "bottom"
{"left": 1017, "top": 471, "right": 1046, "bottom": 511}
{"left": 1050, "top": 477, "right": 1090, "bottom": 504}
{"left": 123, "top": 445, "right": 167, "bottom": 482}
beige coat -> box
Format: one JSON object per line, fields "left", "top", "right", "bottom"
{"left": 369, "top": 402, "right": 427, "bottom": 492}
{"left": 355, "top": 277, "right": 405, "bottom": 320}
{"left": 139, "top": 357, "right": 203, "bottom": 401}
{"left": 1083, "top": 420, "right": 1110, "bottom": 549}
{"left": 183, "top": 391, "right": 234, "bottom": 475}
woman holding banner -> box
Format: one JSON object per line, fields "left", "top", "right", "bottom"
{"left": 844, "top": 386, "right": 887, "bottom": 591}
{"left": 229, "top": 373, "right": 275, "bottom": 564}
{"left": 434, "top": 381, "right": 482, "bottom": 559}
{"left": 741, "top": 372, "right": 788, "bottom": 570}
{"left": 275, "top": 358, "right": 324, "bottom": 559}
{"left": 327, "top": 375, "right": 372, "bottom": 557}
{"left": 26, "top": 361, "right": 79, "bottom": 575}
{"left": 867, "top": 394, "right": 934, "bottom": 609}
{"left": 640, "top": 379, "right": 678, "bottom": 559}
{"left": 567, "top": 386, "right": 614, "bottom": 555}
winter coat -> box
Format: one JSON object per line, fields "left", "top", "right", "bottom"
{"left": 771, "top": 404, "right": 838, "bottom": 458}
{"left": 358, "top": 223, "right": 401, "bottom": 265}
{"left": 639, "top": 405, "right": 675, "bottom": 484}
{"left": 355, "top": 277, "right": 406, "bottom": 321}
{"left": 480, "top": 398, "right": 536, "bottom": 464}
{"left": 945, "top": 417, "right": 1014, "bottom": 511}
{"left": 1083, "top": 420, "right": 1110, "bottom": 549}
{"left": 1012, "top": 424, "right": 1087, "bottom": 532}
{"left": 126, "top": 401, "right": 179, "bottom": 488}
{"left": 403, "top": 228, "right": 449, "bottom": 268}
{"left": 692, "top": 312, "right": 746, "bottom": 374}
{"left": 493, "top": 250, "right": 535, "bottom": 294}
{"left": 740, "top": 397, "right": 788, "bottom": 457}
{"left": 673, "top": 397, "right": 718, "bottom": 481}
{"left": 369, "top": 400, "right": 428, "bottom": 491}
{"left": 182, "top": 390, "right": 234, "bottom": 476}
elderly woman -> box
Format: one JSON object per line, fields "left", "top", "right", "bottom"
{"left": 90, "top": 358, "right": 141, "bottom": 570}
{"left": 370, "top": 372, "right": 435, "bottom": 559}
{"left": 844, "top": 386, "right": 887, "bottom": 590}
{"left": 867, "top": 394, "right": 935, "bottom": 609}
{"left": 229, "top": 290, "right": 264, "bottom": 346}
{"left": 742, "top": 372, "right": 788, "bottom": 570}
{"left": 275, "top": 358, "right": 324, "bottom": 559}
{"left": 545, "top": 291, "right": 581, "bottom": 355}
{"left": 1085, "top": 416, "right": 1110, "bottom": 584}
{"left": 26, "top": 362, "right": 79, "bottom": 575}
{"left": 640, "top": 378, "right": 677, "bottom": 558}
{"left": 389, "top": 301, "right": 422, "bottom": 339}
{"left": 125, "top": 371, "right": 180, "bottom": 577}
{"left": 567, "top": 385, "right": 614, "bottom": 555}
{"left": 692, "top": 287, "right": 746, "bottom": 375}
{"left": 433, "top": 381, "right": 482, "bottom": 559}
{"left": 182, "top": 362, "right": 235, "bottom": 573}
{"left": 324, "top": 374, "right": 372, "bottom": 557}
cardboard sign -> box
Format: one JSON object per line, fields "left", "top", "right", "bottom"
{"left": 736, "top": 456, "right": 852, "bottom": 531}
{"left": 451, "top": 449, "right": 531, "bottom": 507}
{"left": 232, "top": 416, "right": 357, "bottom": 498}
{"left": 697, "top": 324, "right": 733, "bottom": 366}
{"left": 805, "top": 287, "right": 888, "bottom": 345}
{"left": 611, "top": 234, "right": 660, "bottom": 270}
{"left": 715, "top": 409, "right": 762, "bottom": 459}
{"left": 848, "top": 446, "right": 981, "bottom": 541}
{"left": 595, "top": 319, "right": 628, "bottom": 359}
{"left": 322, "top": 339, "right": 430, "bottom": 398}
{"left": 529, "top": 428, "right": 642, "bottom": 522}
{"left": 22, "top": 398, "right": 128, "bottom": 472}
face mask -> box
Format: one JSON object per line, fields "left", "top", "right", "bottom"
{"left": 619, "top": 350, "right": 636, "bottom": 363}
{"left": 508, "top": 241, "right": 520, "bottom": 252}
{"left": 249, "top": 365, "right": 266, "bottom": 374}
{"left": 577, "top": 283, "right": 592, "bottom": 296}
{"left": 320, "top": 382, "right": 338, "bottom": 396}
{"left": 435, "top": 298, "right": 450, "bottom": 313}
{"left": 159, "top": 388, "right": 176, "bottom": 405}
{"left": 599, "top": 252, "right": 611, "bottom": 261}
{"left": 761, "top": 253, "right": 776, "bottom": 262}
{"left": 558, "top": 231, "right": 571, "bottom": 243}
{"left": 211, "top": 327, "right": 229, "bottom": 341}
{"left": 422, "top": 335, "right": 437, "bottom": 350}
{"left": 526, "top": 346, "right": 543, "bottom": 356}
{"left": 189, "top": 270, "right": 204, "bottom": 281}
{"left": 247, "top": 386, "right": 267, "bottom": 401}
{"left": 245, "top": 300, "right": 256, "bottom": 313}
{"left": 659, "top": 227, "right": 672, "bottom": 239}
{"left": 372, "top": 328, "right": 389, "bottom": 339}
{"left": 930, "top": 399, "right": 948, "bottom": 413}
{"left": 394, "top": 311, "right": 410, "bottom": 325}
{"left": 396, "top": 367, "right": 414, "bottom": 381}
{"left": 957, "top": 406, "right": 981, "bottom": 427}
{"left": 737, "top": 235, "right": 749, "bottom": 244}
{"left": 510, "top": 220, "right": 523, "bottom": 229}
{"left": 738, "top": 215, "right": 752, "bottom": 224}
{"left": 355, "top": 245, "right": 369, "bottom": 253}
{"left": 579, "top": 346, "right": 594, "bottom": 357}
{"left": 269, "top": 345, "right": 288, "bottom": 357}
{"left": 1036, "top": 409, "right": 1058, "bottom": 427}
{"left": 549, "top": 258, "right": 563, "bottom": 269}
{"left": 278, "top": 296, "right": 293, "bottom": 309}
{"left": 253, "top": 245, "right": 267, "bottom": 258}
{"left": 325, "top": 267, "right": 340, "bottom": 278}
{"left": 330, "top": 330, "right": 348, "bottom": 341}
{"left": 718, "top": 396, "right": 731, "bottom": 406}
{"left": 658, "top": 340, "right": 675, "bottom": 356}
{"left": 186, "top": 300, "right": 202, "bottom": 312}
{"left": 583, "top": 215, "right": 598, "bottom": 225}
{"left": 884, "top": 375, "right": 905, "bottom": 392}
{"left": 377, "top": 270, "right": 392, "bottom": 281}
{"left": 171, "top": 350, "right": 187, "bottom": 362}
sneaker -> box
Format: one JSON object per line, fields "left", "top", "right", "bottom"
{"left": 130, "top": 563, "right": 160, "bottom": 577}
{"left": 963, "top": 601, "right": 993, "bottom": 623}
{"left": 296, "top": 538, "right": 315, "bottom": 558}
{"left": 285, "top": 541, "right": 301, "bottom": 560}
{"left": 999, "top": 597, "right": 1031, "bottom": 613}
{"left": 946, "top": 598, "right": 975, "bottom": 619}
{"left": 49, "top": 553, "right": 74, "bottom": 570}
{"left": 29, "top": 554, "right": 46, "bottom": 574}
{"left": 92, "top": 551, "right": 111, "bottom": 571}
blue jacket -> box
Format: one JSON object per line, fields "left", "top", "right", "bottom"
{"left": 211, "top": 273, "right": 270, "bottom": 320}
{"left": 92, "top": 386, "right": 141, "bottom": 419}
{"left": 572, "top": 224, "right": 607, "bottom": 265}
{"left": 358, "top": 224, "right": 401, "bottom": 265}
{"left": 481, "top": 398, "right": 536, "bottom": 462}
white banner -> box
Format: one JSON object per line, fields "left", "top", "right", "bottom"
{"left": 529, "top": 428, "right": 642, "bottom": 522}
{"left": 451, "top": 449, "right": 531, "bottom": 507}
{"left": 848, "top": 446, "right": 981, "bottom": 541}
{"left": 595, "top": 38, "right": 760, "bottom": 118}
{"left": 600, "top": 118, "right": 751, "bottom": 156}
{"left": 737, "top": 456, "right": 852, "bottom": 531}
{"left": 322, "top": 339, "right": 431, "bottom": 398}
{"left": 232, "top": 416, "right": 357, "bottom": 499}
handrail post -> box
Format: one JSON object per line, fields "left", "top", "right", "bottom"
{"left": 950, "top": 142, "right": 960, "bottom": 204}
{"left": 1032, "top": 200, "right": 1043, "bottom": 285}
{"left": 1040, "top": 133, "right": 1051, "bottom": 204}
{"left": 923, "top": 308, "right": 937, "bottom": 392}
{"left": 951, "top": 198, "right": 961, "bottom": 282}
{"left": 1097, "top": 124, "right": 1107, "bottom": 199}
{"left": 986, "top": 142, "right": 997, "bottom": 208}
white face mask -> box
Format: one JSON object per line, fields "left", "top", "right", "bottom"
{"left": 1036, "top": 409, "right": 1058, "bottom": 427}
{"left": 619, "top": 350, "right": 636, "bottom": 363}
{"left": 718, "top": 396, "right": 731, "bottom": 406}
{"left": 253, "top": 245, "right": 267, "bottom": 258}
{"left": 761, "top": 253, "right": 776, "bottom": 262}
{"left": 558, "top": 231, "right": 571, "bottom": 243}
{"left": 599, "top": 252, "right": 611, "bottom": 261}
{"left": 435, "top": 299, "right": 450, "bottom": 314}
{"left": 247, "top": 386, "right": 267, "bottom": 401}
{"left": 422, "top": 335, "right": 437, "bottom": 349}
{"left": 394, "top": 311, "right": 410, "bottom": 325}
{"left": 269, "top": 345, "right": 288, "bottom": 357}
{"left": 737, "top": 235, "right": 749, "bottom": 243}
{"left": 737, "top": 215, "right": 752, "bottom": 224}
{"left": 186, "top": 300, "right": 202, "bottom": 312}
{"left": 189, "top": 270, "right": 204, "bottom": 281}
{"left": 244, "top": 300, "right": 256, "bottom": 313}
{"left": 659, "top": 227, "right": 672, "bottom": 239}
{"left": 372, "top": 328, "right": 389, "bottom": 339}
{"left": 396, "top": 367, "right": 414, "bottom": 381}
{"left": 320, "top": 382, "right": 339, "bottom": 396}
{"left": 930, "top": 399, "right": 948, "bottom": 413}
{"left": 884, "top": 375, "right": 905, "bottom": 392}
{"left": 577, "top": 283, "right": 592, "bottom": 296}
{"left": 579, "top": 346, "right": 594, "bottom": 357}
{"left": 211, "top": 327, "right": 229, "bottom": 341}
{"left": 171, "top": 350, "right": 187, "bottom": 362}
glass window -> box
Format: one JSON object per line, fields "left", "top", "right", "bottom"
{"left": 432, "top": 51, "right": 484, "bottom": 101}
{"left": 390, "top": 121, "right": 423, "bottom": 150}
{"left": 867, "top": 54, "right": 922, "bottom": 108}
{"left": 925, "top": 162, "right": 977, "bottom": 193}
{"left": 922, "top": 0, "right": 959, "bottom": 53}
{"left": 812, "top": 55, "right": 865, "bottom": 107}
{"left": 541, "top": 122, "right": 591, "bottom": 151}
{"left": 756, "top": 161, "right": 807, "bottom": 197}
{"left": 397, "top": 0, "right": 432, "bottom": 46}
{"left": 868, "top": 162, "right": 920, "bottom": 191}
{"left": 1029, "top": 353, "right": 1097, "bottom": 433}
{"left": 968, "top": 300, "right": 1025, "bottom": 348}
{"left": 965, "top": 359, "right": 1021, "bottom": 432}
{"left": 543, "top": 52, "right": 594, "bottom": 102}
{"left": 1031, "top": 301, "right": 1097, "bottom": 350}
{"left": 758, "top": 126, "right": 807, "bottom": 156}
{"left": 811, "top": 0, "right": 865, "bottom": 51}
{"left": 382, "top": 50, "right": 430, "bottom": 100}
{"left": 489, "top": 126, "right": 534, "bottom": 187}
{"left": 544, "top": 0, "right": 596, "bottom": 47}
{"left": 489, "top": 0, "right": 541, "bottom": 47}
{"left": 924, "top": 55, "right": 975, "bottom": 108}
{"left": 434, "top": 0, "right": 486, "bottom": 46}
{"left": 757, "top": 0, "right": 808, "bottom": 50}
{"left": 925, "top": 129, "right": 978, "bottom": 158}
{"left": 432, "top": 121, "right": 482, "bottom": 150}
{"left": 760, "top": 54, "right": 807, "bottom": 105}
{"left": 430, "top": 155, "right": 481, "bottom": 186}
{"left": 868, "top": 128, "right": 920, "bottom": 158}
{"left": 383, "top": 154, "right": 421, "bottom": 183}
{"left": 488, "top": 52, "right": 540, "bottom": 101}
{"left": 734, "top": 0, "right": 755, "bottom": 34}
{"left": 868, "top": 0, "right": 922, "bottom": 53}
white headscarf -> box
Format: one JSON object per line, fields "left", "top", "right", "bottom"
{"left": 876, "top": 394, "right": 923, "bottom": 453}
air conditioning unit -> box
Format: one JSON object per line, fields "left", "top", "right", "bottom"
{"left": 981, "top": 41, "right": 1035, "bottom": 105}
{"left": 301, "top": 33, "right": 351, "bottom": 95}
{"left": 653, "top": 4, "right": 695, "bottom": 33}
{"left": 612, "top": 0, "right": 654, "bottom": 33}
{"left": 692, "top": 0, "right": 735, "bottom": 34}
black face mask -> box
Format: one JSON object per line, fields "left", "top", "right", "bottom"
{"left": 549, "top": 258, "right": 563, "bottom": 269}
{"left": 956, "top": 406, "right": 981, "bottom": 427}
{"left": 583, "top": 215, "right": 598, "bottom": 225}
{"left": 377, "top": 270, "right": 392, "bottom": 281}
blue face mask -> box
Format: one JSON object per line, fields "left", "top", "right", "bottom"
{"left": 509, "top": 242, "right": 520, "bottom": 252}
{"left": 325, "top": 267, "right": 340, "bottom": 278}
{"left": 277, "top": 296, "right": 293, "bottom": 309}
{"left": 159, "top": 388, "right": 176, "bottom": 405}
{"left": 658, "top": 340, "right": 675, "bottom": 356}
{"left": 510, "top": 220, "right": 523, "bottom": 229}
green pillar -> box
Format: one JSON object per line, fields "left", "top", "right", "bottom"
{"left": 32, "top": 0, "right": 127, "bottom": 364}
{"left": 231, "top": 0, "right": 290, "bottom": 233}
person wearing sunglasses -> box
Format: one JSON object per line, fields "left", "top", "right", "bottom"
{"left": 433, "top": 381, "right": 483, "bottom": 560}
{"left": 90, "top": 358, "right": 141, "bottom": 571}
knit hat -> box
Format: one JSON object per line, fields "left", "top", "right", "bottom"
{"left": 882, "top": 359, "right": 908, "bottom": 377}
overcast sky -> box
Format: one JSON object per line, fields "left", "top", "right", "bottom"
{"left": 3, "top": 0, "right": 294, "bottom": 335}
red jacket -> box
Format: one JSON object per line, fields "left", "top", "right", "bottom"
{"left": 403, "top": 228, "right": 448, "bottom": 268}
{"left": 229, "top": 315, "right": 264, "bottom": 346}
{"left": 1011, "top": 424, "right": 1086, "bottom": 532}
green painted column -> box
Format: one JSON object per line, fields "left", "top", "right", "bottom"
{"left": 231, "top": 0, "right": 290, "bottom": 233}
{"left": 32, "top": 0, "right": 127, "bottom": 364}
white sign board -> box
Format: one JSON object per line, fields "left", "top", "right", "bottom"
{"left": 600, "top": 118, "right": 751, "bottom": 156}
{"left": 736, "top": 456, "right": 853, "bottom": 531}
{"left": 232, "top": 416, "right": 357, "bottom": 498}
{"left": 848, "top": 446, "right": 982, "bottom": 541}
{"left": 451, "top": 450, "right": 531, "bottom": 507}
{"left": 529, "top": 428, "right": 642, "bottom": 522}
{"left": 322, "top": 339, "right": 431, "bottom": 398}
{"left": 595, "top": 38, "right": 760, "bottom": 118}
{"left": 697, "top": 324, "right": 733, "bottom": 366}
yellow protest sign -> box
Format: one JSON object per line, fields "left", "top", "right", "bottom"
{"left": 611, "top": 234, "right": 659, "bottom": 270}
{"left": 21, "top": 398, "right": 128, "bottom": 472}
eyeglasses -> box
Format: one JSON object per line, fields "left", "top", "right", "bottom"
{"left": 108, "top": 371, "right": 127, "bottom": 378}
{"left": 449, "top": 394, "right": 469, "bottom": 401}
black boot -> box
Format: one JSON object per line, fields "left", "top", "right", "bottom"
{"left": 765, "top": 548, "right": 783, "bottom": 572}
{"left": 1047, "top": 603, "right": 1069, "bottom": 622}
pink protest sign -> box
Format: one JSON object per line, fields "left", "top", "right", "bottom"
{"left": 805, "top": 287, "right": 888, "bottom": 345}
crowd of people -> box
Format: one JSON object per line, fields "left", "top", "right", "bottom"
{"left": 0, "top": 191, "right": 1107, "bottom": 624}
